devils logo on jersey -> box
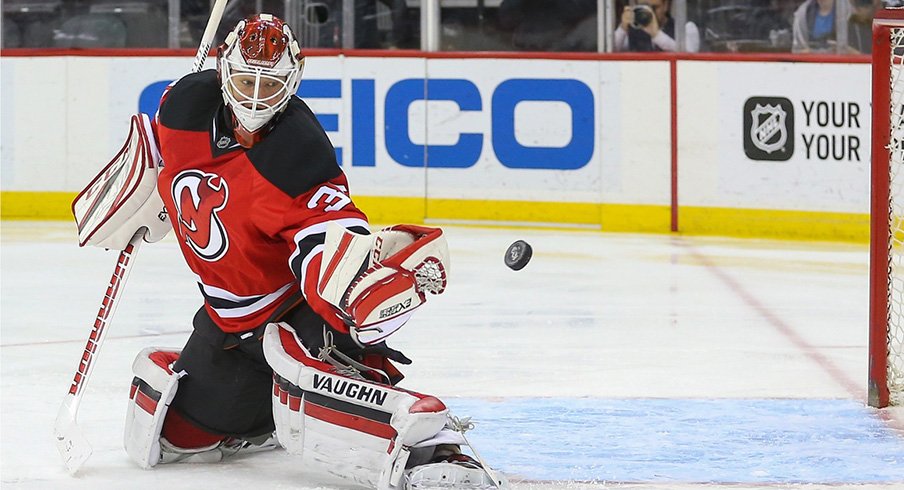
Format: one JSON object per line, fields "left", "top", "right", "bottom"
{"left": 171, "top": 170, "right": 230, "bottom": 261}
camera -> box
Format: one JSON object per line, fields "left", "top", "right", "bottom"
{"left": 632, "top": 5, "right": 654, "bottom": 28}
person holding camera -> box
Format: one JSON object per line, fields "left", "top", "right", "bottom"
{"left": 614, "top": 0, "right": 699, "bottom": 52}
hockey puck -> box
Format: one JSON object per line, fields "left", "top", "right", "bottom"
{"left": 504, "top": 240, "right": 532, "bottom": 271}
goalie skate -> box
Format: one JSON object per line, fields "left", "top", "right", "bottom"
{"left": 405, "top": 459, "right": 509, "bottom": 490}
{"left": 159, "top": 433, "right": 279, "bottom": 464}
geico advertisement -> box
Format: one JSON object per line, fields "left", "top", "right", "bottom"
{"left": 134, "top": 57, "right": 606, "bottom": 202}
{"left": 679, "top": 61, "right": 870, "bottom": 213}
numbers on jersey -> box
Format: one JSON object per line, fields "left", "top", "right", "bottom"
{"left": 308, "top": 185, "right": 351, "bottom": 212}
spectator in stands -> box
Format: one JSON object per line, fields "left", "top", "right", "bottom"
{"left": 791, "top": 0, "right": 836, "bottom": 53}
{"left": 378, "top": 0, "right": 416, "bottom": 49}
{"left": 3, "top": 16, "right": 22, "bottom": 48}
{"left": 498, "top": 0, "right": 597, "bottom": 52}
{"left": 847, "top": 0, "right": 880, "bottom": 54}
{"left": 206, "top": 0, "right": 413, "bottom": 50}
{"left": 355, "top": 0, "right": 415, "bottom": 49}
{"left": 614, "top": 0, "right": 700, "bottom": 52}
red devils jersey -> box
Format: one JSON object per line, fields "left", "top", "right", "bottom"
{"left": 154, "top": 70, "right": 367, "bottom": 334}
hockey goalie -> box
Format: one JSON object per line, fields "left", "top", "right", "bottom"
{"left": 72, "top": 12, "right": 508, "bottom": 489}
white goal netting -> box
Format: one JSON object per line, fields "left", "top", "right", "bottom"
{"left": 886, "top": 29, "right": 904, "bottom": 405}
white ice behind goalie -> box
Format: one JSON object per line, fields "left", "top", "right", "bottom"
{"left": 72, "top": 113, "right": 171, "bottom": 249}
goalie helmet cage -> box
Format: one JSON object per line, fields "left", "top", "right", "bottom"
{"left": 871, "top": 8, "right": 904, "bottom": 408}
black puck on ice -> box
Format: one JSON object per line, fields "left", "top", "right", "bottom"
{"left": 504, "top": 240, "right": 533, "bottom": 271}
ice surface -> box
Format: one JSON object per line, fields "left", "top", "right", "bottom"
{"left": 2, "top": 221, "right": 902, "bottom": 489}
{"left": 448, "top": 398, "right": 904, "bottom": 483}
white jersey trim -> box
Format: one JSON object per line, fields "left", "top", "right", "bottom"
{"left": 288, "top": 217, "right": 370, "bottom": 284}
{"left": 200, "top": 281, "right": 294, "bottom": 319}
{"left": 298, "top": 244, "right": 324, "bottom": 301}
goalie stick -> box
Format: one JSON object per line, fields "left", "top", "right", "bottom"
{"left": 53, "top": 0, "right": 230, "bottom": 474}
{"left": 54, "top": 230, "right": 144, "bottom": 473}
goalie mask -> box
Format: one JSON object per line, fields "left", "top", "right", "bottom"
{"left": 217, "top": 14, "right": 304, "bottom": 148}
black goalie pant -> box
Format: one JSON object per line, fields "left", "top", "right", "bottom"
{"left": 170, "top": 301, "right": 330, "bottom": 439}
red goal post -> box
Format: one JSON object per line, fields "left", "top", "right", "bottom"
{"left": 871, "top": 8, "right": 904, "bottom": 408}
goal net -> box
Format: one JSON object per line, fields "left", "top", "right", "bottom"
{"left": 871, "top": 9, "right": 904, "bottom": 408}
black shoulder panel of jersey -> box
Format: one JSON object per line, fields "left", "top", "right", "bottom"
{"left": 158, "top": 70, "right": 222, "bottom": 131}
{"left": 247, "top": 97, "right": 341, "bottom": 198}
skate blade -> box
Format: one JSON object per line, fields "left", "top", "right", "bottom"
{"left": 405, "top": 462, "right": 509, "bottom": 489}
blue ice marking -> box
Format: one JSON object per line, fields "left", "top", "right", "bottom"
{"left": 443, "top": 398, "right": 904, "bottom": 484}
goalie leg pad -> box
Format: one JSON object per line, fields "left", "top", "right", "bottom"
{"left": 263, "top": 322, "right": 449, "bottom": 489}
{"left": 124, "top": 347, "right": 183, "bottom": 468}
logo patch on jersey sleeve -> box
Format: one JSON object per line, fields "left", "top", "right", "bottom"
{"left": 171, "top": 170, "right": 230, "bottom": 261}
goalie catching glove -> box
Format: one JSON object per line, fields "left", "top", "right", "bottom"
{"left": 318, "top": 223, "right": 450, "bottom": 345}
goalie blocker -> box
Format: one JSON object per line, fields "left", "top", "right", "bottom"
{"left": 72, "top": 113, "right": 171, "bottom": 250}
{"left": 263, "top": 322, "right": 509, "bottom": 489}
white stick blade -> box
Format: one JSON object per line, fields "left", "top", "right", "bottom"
{"left": 54, "top": 396, "right": 92, "bottom": 474}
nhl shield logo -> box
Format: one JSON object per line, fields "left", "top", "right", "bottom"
{"left": 743, "top": 97, "right": 794, "bottom": 161}
{"left": 750, "top": 104, "right": 787, "bottom": 153}
{"left": 217, "top": 136, "right": 231, "bottom": 149}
